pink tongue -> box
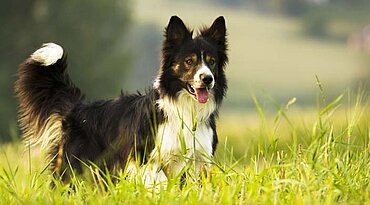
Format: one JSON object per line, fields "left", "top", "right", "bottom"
{"left": 195, "top": 88, "right": 209, "bottom": 104}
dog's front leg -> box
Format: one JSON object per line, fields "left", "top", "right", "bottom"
{"left": 142, "top": 162, "right": 168, "bottom": 192}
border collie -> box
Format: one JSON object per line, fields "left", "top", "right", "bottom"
{"left": 15, "top": 16, "right": 228, "bottom": 188}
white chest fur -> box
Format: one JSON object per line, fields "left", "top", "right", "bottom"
{"left": 153, "top": 91, "right": 216, "bottom": 167}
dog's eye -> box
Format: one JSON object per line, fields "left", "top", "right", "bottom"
{"left": 185, "top": 58, "right": 193, "bottom": 65}
{"left": 209, "top": 58, "right": 216, "bottom": 66}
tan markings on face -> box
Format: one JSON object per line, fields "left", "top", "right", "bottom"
{"left": 205, "top": 55, "right": 216, "bottom": 69}
{"left": 178, "top": 53, "right": 198, "bottom": 81}
{"left": 173, "top": 63, "right": 180, "bottom": 71}
{"left": 184, "top": 53, "right": 197, "bottom": 69}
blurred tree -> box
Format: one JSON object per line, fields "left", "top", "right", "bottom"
{"left": 0, "top": 0, "right": 131, "bottom": 141}
{"left": 280, "top": 0, "right": 310, "bottom": 16}
{"left": 302, "top": 10, "right": 328, "bottom": 38}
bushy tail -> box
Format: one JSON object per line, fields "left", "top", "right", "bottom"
{"left": 15, "top": 43, "right": 84, "bottom": 148}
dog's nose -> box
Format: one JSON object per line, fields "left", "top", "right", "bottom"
{"left": 201, "top": 74, "right": 213, "bottom": 85}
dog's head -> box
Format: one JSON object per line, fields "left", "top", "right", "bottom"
{"left": 156, "top": 16, "right": 228, "bottom": 104}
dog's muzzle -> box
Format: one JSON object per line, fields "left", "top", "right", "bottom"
{"left": 186, "top": 74, "right": 214, "bottom": 104}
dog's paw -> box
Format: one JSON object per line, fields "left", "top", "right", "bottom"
{"left": 31, "top": 43, "right": 63, "bottom": 66}
{"left": 142, "top": 164, "right": 168, "bottom": 192}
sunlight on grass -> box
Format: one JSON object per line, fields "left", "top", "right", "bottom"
{"left": 1, "top": 88, "right": 369, "bottom": 204}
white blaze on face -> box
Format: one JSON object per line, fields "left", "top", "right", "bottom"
{"left": 194, "top": 52, "right": 215, "bottom": 88}
{"left": 193, "top": 64, "right": 215, "bottom": 88}
{"left": 191, "top": 52, "right": 215, "bottom": 104}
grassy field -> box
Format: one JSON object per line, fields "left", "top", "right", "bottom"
{"left": 1, "top": 1, "right": 370, "bottom": 204}
{"left": 0, "top": 89, "right": 369, "bottom": 204}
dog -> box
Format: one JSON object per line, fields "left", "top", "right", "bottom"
{"left": 15, "top": 16, "right": 228, "bottom": 188}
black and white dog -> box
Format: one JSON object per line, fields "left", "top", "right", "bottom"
{"left": 15, "top": 16, "right": 228, "bottom": 187}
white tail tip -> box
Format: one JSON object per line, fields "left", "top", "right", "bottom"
{"left": 31, "top": 43, "right": 63, "bottom": 66}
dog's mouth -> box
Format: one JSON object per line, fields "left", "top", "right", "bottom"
{"left": 186, "top": 83, "right": 209, "bottom": 104}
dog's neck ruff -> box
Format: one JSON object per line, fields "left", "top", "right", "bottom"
{"left": 152, "top": 90, "right": 216, "bottom": 174}
{"left": 156, "top": 90, "right": 216, "bottom": 123}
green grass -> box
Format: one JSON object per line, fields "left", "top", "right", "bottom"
{"left": 2, "top": 1, "right": 369, "bottom": 203}
{"left": 1, "top": 88, "right": 369, "bottom": 204}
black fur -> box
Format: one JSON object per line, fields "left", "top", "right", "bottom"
{"left": 15, "top": 16, "right": 228, "bottom": 183}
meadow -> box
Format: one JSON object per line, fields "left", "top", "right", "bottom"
{"left": 1, "top": 1, "right": 370, "bottom": 204}
{"left": 0, "top": 87, "right": 369, "bottom": 204}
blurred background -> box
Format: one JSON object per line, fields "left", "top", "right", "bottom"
{"left": 1, "top": 0, "right": 370, "bottom": 145}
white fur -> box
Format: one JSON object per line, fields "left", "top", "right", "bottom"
{"left": 152, "top": 91, "right": 216, "bottom": 177}
{"left": 141, "top": 163, "right": 168, "bottom": 192}
{"left": 37, "top": 114, "right": 63, "bottom": 149}
{"left": 31, "top": 43, "right": 63, "bottom": 66}
{"left": 126, "top": 159, "right": 168, "bottom": 192}
{"left": 22, "top": 113, "right": 63, "bottom": 150}
{"left": 153, "top": 72, "right": 161, "bottom": 90}
{"left": 194, "top": 61, "right": 215, "bottom": 89}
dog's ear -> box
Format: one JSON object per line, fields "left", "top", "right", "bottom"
{"left": 165, "top": 16, "right": 192, "bottom": 45}
{"left": 201, "top": 16, "right": 227, "bottom": 48}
